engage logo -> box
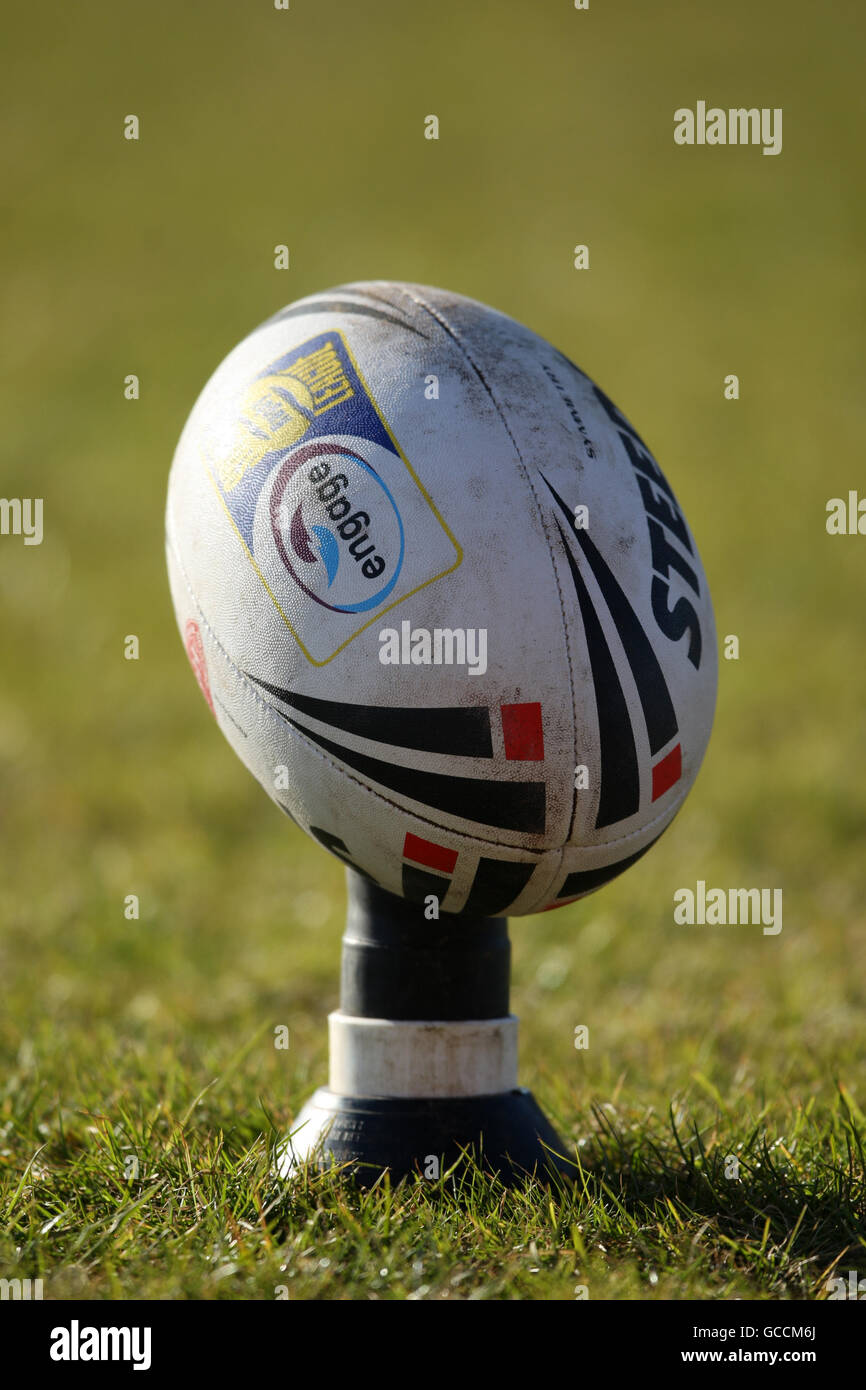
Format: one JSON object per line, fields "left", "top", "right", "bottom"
{"left": 204, "top": 329, "right": 462, "bottom": 665}
{"left": 270, "top": 439, "right": 405, "bottom": 614}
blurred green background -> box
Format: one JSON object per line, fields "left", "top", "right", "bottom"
{"left": 0, "top": 0, "right": 864, "bottom": 1298}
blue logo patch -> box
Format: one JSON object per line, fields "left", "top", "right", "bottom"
{"left": 200, "top": 329, "right": 461, "bottom": 665}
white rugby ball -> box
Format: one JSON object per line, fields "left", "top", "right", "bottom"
{"left": 166, "top": 282, "right": 716, "bottom": 916}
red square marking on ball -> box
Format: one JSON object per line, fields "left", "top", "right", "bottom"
{"left": 501, "top": 702, "right": 544, "bottom": 761}
{"left": 652, "top": 743, "right": 682, "bottom": 801}
{"left": 402, "top": 832, "right": 458, "bottom": 875}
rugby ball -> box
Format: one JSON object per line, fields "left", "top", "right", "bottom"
{"left": 166, "top": 282, "right": 716, "bottom": 916}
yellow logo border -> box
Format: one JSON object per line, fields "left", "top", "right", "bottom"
{"left": 201, "top": 329, "right": 463, "bottom": 667}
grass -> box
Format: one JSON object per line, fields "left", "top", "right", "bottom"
{"left": 1, "top": 0, "right": 865, "bottom": 1299}
{"left": 3, "top": 1052, "right": 863, "bottom": 1300}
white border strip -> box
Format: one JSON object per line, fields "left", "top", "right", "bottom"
{"left": 328, "top": 1012, "right": 519, "bottom": 1098}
